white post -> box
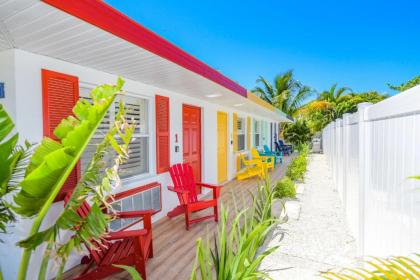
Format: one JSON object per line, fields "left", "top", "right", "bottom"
{"left": 357, "top": 102, "right": 372, "bottom": 256}
{"left": 342, "top": 113, "right": 351, "bottom": 213}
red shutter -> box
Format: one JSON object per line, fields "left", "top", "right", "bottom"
{"left": 42, "top": 69, "right": 80, "bottom": 201}
{"left": 155, "top": 95, "right": 170, "bottom": 174}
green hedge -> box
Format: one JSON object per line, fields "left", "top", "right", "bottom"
{"left": 286, "top": 144, "right": 309, "bottom": 181}
{"left": 274, "top": 176, "right": 296, "bottom": 199}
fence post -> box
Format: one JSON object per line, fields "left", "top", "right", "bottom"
{"left": 357, "top": 102, "right": 372, "bottom": 256}
{"left": 335, "top": 118, "right": 343, "bottom": 195}
{"left": 342, "top": 113, "right": 351, "bottom": 212}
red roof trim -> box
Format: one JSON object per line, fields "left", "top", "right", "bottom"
{"left": 42, "top": 0, "right": 247, "bottom": 97}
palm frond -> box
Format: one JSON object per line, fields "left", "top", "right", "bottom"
{"left": 322, "top": 254, "right": 420, "bottom": 279}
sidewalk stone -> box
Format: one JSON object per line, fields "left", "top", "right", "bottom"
{"left": 260, "top": 154, "right": 359, "bottom": 279}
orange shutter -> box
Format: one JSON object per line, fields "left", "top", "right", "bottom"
{"left": 233, "top": 113, "right": 238, "bottom": 152}
{"left": 42, "top": 69, "right": 80, "bottom": 201}
{"left": 155, "top": 95, "right": 170, "bottom": 174}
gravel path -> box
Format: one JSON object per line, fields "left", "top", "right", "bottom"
{"left": 260, "top": 153, "right": 359, "bottom": 279}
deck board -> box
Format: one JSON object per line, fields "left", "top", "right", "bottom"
{"left": 63, "top": 155, "right": 293, "bottom": 280}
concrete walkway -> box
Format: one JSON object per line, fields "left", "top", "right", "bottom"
{"left": 260, "top": 154, "right": 359, "bottom": 279}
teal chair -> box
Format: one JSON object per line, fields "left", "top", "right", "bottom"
{"left": 263, "top": 144, "right": 282, "bottom": 165}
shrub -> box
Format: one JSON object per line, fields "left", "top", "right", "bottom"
{"left": 190, "top": 178, "right": 284, "bottom": 279}
{"left": 274, "top": 176, "right": 296, "bottom": 199}
{"left": 283, "top": 119, "right": 313, "bottom": 147}
{"left": 287, "top": 153, "right": 308, "bottom": 181}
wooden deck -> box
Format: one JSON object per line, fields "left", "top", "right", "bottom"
{"left": 64, "top": 155, "right": 293, "bottom": 280}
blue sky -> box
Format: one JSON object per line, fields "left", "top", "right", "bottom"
{"left": 106, "top": 0, "right": 419, "bottom": 96}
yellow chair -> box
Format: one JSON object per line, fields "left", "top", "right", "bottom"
{"left": 251, "top": 148, "right": 275, "bottom": 172}
{"left": 236, "top": 153, "right": 265, "bottom": 180}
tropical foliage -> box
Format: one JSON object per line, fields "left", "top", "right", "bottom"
{"left": 283, "top": 119, "right": 312, "bottom": 146}
{"left": 0, "top": 105, "right": 32, "bottom": 241}
{"left": 13, "top": 78, "right": 135, "bottom": 280}
{"left": 190, "top": 178, "right": 284, "bottom": 279}
{"left": 274, "top": 176, "right": 296, "bottom": 199}
{"left": 322, "top": 254, "right": 420, "bottom": 279}
{"left": 301, "top": 89, "right": 386, "bottom": 133}
{"left": 252, "top": 70, "right": 313, "bottom": 116}
{"left": 388, "top": 75, "right": 420, "bottom": 92}
{"left": 286, "top": 146, "right": 309, "bottom": 181}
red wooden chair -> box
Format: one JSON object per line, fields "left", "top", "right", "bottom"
{"left": 167, "top": 163, "right": 222, "bottom": 230}
{"left": 64, "top": 185, "right": 155, "bottom": 280}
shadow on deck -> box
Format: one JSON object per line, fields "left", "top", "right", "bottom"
{"left": 64, "top": 155, "right": 294, "bottom": 280}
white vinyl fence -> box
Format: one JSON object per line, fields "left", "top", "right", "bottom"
{"left": 322, "top": 85, "right": 420, "bottom": 257}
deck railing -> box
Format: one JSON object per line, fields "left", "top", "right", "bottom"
{"left": 322, "top": 85, "right": 420, "bottom": 257}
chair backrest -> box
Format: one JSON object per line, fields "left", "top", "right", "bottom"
{"left": 251, "top": 148, "right": 262, "bottom": 160}
{"left": 263, "top": 145, "right": 271, "bottom": 154}
{"left": 64, "top": 193, "right": 111, "bottom": 265}
{"left": 275, "top": 141, "right": 281, "bottom": 152}
{"left": 169, "top": 163, "right": 198, "bottom": 204}
{"left": 278, "top": 139, "right": 286, "bottom": 146}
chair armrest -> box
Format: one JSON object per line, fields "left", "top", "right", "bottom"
{"left": 196, "top": 183, "right": 222, "bottom": 199}
{"left": 106, "top": 229, "right": 148, "bottom": 240}
{"left": 196, "top": 183, "right": 222, "bottom": 189}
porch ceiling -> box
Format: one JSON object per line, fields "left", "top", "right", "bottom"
{"left": 0, "top": 0, "right": 289, "bottom": 122}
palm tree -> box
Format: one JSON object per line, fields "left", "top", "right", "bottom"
{"left": 318, "top": 83, "right": 352, "bottom": 103}
{"left": 252, "top": 70, "right": 312, "bottom": 116}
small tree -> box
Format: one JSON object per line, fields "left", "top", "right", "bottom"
{"left": 283, "top": 119, "right": 312, "bottom": 147}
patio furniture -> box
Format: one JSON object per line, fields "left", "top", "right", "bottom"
{"left": 276, "top": 139, "right": 293, "bottom": 155}
{"left": 251, "top": 147, "right": 275, "bottom": 171}
{"left": 64, "top": 188, "right": 154, "bottom": 280}
{"left": 167, "top": 163, "right": 222, "bottom": 230}
{"left": 263, "top": 144, "right": 283, "bottom": 165}
{"left": 236, "top": 153, "right": 266, "bottom": 180}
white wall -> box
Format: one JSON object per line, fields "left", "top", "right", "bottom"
{"left": 0, "top": 50, "right": 16, "bottom": 121}
{"left": 322, "top": 87, "right": 420, "bottom": 257}
{"left": 0, "top": 49, "right": 280, "bottom": 279}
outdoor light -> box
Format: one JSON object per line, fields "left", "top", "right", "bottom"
{"left": 205, "top": 93, "right": 222, "bottom": 98}
{"left": 233, "top": 103, "right": 244, "bottom": 107}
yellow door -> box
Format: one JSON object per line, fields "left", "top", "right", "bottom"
{"left": 217, "top": 111, "right": 228, "bottom": 183}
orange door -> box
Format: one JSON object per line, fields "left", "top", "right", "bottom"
{"left": 182, "top": 104, "right": 202, "bottom": 182}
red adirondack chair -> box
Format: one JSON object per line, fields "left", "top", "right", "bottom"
{"left": 64, "top": 186, "right": 155, "bottom": 280}
{"left": 167, "top": 163, "right": 222, "bottom": 230}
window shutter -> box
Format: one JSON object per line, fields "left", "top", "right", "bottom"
{"left": 247, "top": 116, "right": 251, "bottom": 150}
{"left": 233, "top": 113, "right": 238, "bottom": 152}
{"left": 42, "top": 69, "right": 80, "bottom": 201}
{"left": 155, "top": 95, "right": 170, "bottom": 174}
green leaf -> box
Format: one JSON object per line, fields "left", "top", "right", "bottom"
{"left": 0, "top": 104, "right": 15, "bottom": 141}
{"left": 114, "top": 265, "right": 143, "bottom": 280}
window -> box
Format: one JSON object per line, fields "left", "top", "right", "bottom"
{"left": 237, "top": 117, "right": 246, "bottom": 151}
{"left": 80, "top": 86, "right": 149, "bottom": 179}
{"left": 254, "top": 119, "right": 261, "bottom": 147}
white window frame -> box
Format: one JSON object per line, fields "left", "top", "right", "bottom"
{"left": 79, "top": 82, "right": 153, "bottom": 182}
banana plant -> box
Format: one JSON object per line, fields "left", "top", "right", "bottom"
{"left": 0, "top": 105, "right": 33, "bottom": 239}
{"left": 13, "top": 78, "right": 127, "bottom": 280}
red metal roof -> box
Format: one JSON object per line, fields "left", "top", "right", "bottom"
{"left": 42, "top": 0, "right": 247, "bottom": 97}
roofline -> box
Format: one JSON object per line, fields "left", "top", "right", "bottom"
{"left": 42, "top": 0, "right": 247, "bottom": 97}
{"left": 246, "top": 91, "right": 275, "bottom": 112}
